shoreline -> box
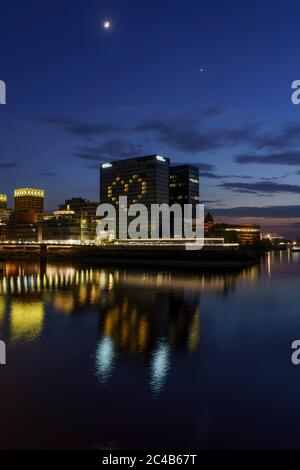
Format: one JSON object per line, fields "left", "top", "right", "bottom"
{"left": 0, "top": 245, "right": 260, "bottom": 271}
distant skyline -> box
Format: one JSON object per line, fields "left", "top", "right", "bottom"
{"left": 1, "top": 0, "right": 300, "bottom": 236}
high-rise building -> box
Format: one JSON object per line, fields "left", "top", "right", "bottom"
{"left": 100, "top": 154, "right": 170, "bottom": 239}
{"left": 0, "top": 194, "right": 7, "bottom": 209}
{"left": 0, "top": 195, "right": 10, "bottom": 241}
{"left": 14, "top": 188, "right": 44, "bottom": 224}
{"left": 14, "top": 188, "right": 44, "bottom": 213}
{"left": 100, "top": 155, "right": 170, "bottom": 207}
{"left": 169, "top": 165, "right": 200, "bottom": 208}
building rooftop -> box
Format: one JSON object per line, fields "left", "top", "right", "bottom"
{"left": 14, "top": 188, "right": 45, "bottom": 198}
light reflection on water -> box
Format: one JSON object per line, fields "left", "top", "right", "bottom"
{"left": 96, "top": 336, "right": 116, "bottom": 384}
{"left": 10, "top": 301, "right": 44, "bottom": 343}
{"left": 0, "top": 260, "right": 261, "bottom": 392}
{"left": 0, "top": 258, "right": 261, "bottom": 395}
{"left": 0, "top": 251, "right": 299, "bottom": 449}
{"left": 150, "top": 340, "right": 171, "bottom": 396}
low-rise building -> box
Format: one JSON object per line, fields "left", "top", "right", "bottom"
{"left": 223, "top": 224, "right": 261, "bottom": 244}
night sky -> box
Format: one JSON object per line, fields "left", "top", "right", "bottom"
{"left": 1, "top": 0, "right": 300, "bottom": 236}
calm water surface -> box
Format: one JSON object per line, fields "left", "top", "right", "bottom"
{"left": 0, "top": 251, "right": 300, "bottom": 449}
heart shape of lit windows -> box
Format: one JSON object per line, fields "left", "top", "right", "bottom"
{"left": 107, "top": 174, "right": 147, "bottom": 206}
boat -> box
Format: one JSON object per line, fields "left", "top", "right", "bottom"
{"left": 291, "top": 245, "right": 300, "bottom": 252}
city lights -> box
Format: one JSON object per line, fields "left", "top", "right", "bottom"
{"left": 14, "top": 188, "right": 44, "bottom": 198}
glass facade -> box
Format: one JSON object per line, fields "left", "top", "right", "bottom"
{"left": 100, "top": 155, "right": 170, "bottom": 239}
{"left": 170, "top": 165, "right": 200, "bottom": 208}
{"left": 100, "top": 155, "right": 170, "bottom": 208}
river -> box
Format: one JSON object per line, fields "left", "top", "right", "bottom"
{"left": 0, "top": 250, "right": 299, "bottom": 449}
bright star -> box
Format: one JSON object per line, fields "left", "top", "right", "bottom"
{"left": 103, "top": 20, "right": 111, "bottom": 30}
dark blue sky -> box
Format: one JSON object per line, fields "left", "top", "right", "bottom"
{"left": 1, "top": 0, "right": 300, "bottom": 235}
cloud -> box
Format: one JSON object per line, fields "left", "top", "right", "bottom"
{"left": 209, "top": 205, "right": 300, "bottom": 218}
{"left": 135, "top": 118, "right": 259, "bottom": 154}
{"left": 201, "top": 199, "right": 223, "bottom": 205}
{"left": 235, "top": 152, "right": 300, "bottom": 166}
{"left": 200, "top": 172, "right": 252, "bottom": 180}
{"left": 260, "top": 173, "right": 292, "bottom": 181}
{"left": 181, "top": 162, "right": 215, "bottom": 172}
{"left": 40, "top": 110, "right": 280, "bottom": 158}
{"left": 39, "top": 116, "right": 121, "bottom": 137}
{"left": 0, "top": 162, "right": 18, "bottom": 169}
{"left": 256, "top": 123, "right": 300, "bottom": 150}
{"left": 74, "top": 140, "right": 144, "bottom": 162}
{"left": 220, "top": 181, "right": 300, "bottom": 195}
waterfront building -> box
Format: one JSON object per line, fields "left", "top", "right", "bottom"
{"left": 14, "top": 188, "right": 44, "bottom": 224}
{"left": 169, "top": 164, "right": 199, "bottom": 208}
{"left": 40, "top": 207, "right": 98, "bottom": 242}
{"left": 14, "top": 188, "right": 44, "bottom": 213}
{"left": 100, "top": 155, "right": 170, "bottom": 207}
{"left": 57, "top": 198, "right": 99, "bottom": 241}
{"left": 9, "top": 222, "right": 39, "bottom": 242}
{"left": 0, "top": 208, "right": 12, "bottom": 241}
{"left": 0, "top": 194, "right": 7, "bottom": 209}
{"left": 223, "top": 224, "right": 261, "bottom": 244}
{"left": 100, "top": 154, "right": 170, "bottom": 238}
{"left": 6, "top": 188, "right": 45, "bottom": 241}
{"left": 40, "top": 210, "right": 82, "bottom": 242}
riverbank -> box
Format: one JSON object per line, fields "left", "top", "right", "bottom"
{"left": 0, "top": 245, "right": 260, "bottom": 270}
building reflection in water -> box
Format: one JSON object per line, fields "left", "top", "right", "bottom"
{"left": 0, "top": 260, "right": 261, "bottom": 392}
{"left": 0, "top": 296, "right": 5, "bottom": 329}
{"left": 95, "top": 285, "right": 201, "bottom": 394}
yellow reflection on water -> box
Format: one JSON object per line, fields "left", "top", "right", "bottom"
{"left": 10, "top": 301, "right": 44, "bottom": 343}
{"left": 0, "top": 297, "right": 5, "bottom": 327}
{"left": 187, "top": 306, "right": 200, "bottom": 352}
{"left": 53, "top": 292, "right": 74, "bottom": 315}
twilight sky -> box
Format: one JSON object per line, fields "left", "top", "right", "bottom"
{"left": 1, "top": 0, "right": 300, "bottom": 236}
